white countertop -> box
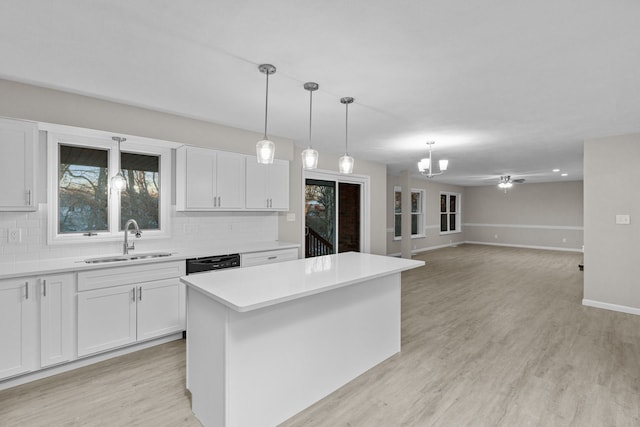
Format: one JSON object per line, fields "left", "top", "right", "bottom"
{"left": 0, "top": 241, "right": 299, "bottom": 280}
{"left": 181, "top": 252, "right": 424, "bottom": 312}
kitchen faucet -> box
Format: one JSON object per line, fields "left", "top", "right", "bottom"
{"left": 123, "top": 219, "right": 142, "bottom": 255}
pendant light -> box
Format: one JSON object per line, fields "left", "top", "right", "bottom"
{"left": 256, "top": 64, "right": 276, "bottom": 164}
{"left": 301, "top": 82, "right": 319, "bottom": 169}
{"left": 339, "top": 97, "right": 355, "bottom": 174}
{"left": 111, "top": 137, "right": 127, "bottom": 192}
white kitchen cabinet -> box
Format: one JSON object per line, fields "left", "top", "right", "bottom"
{"left": 0, "top": 278, "right": 38, "bottom": 379}
{"left": 176, "top": 145, "right": 245, "bottom": 210}
{"left": 137, "top": 278, "right": 186, "bottom": 341}
{"left": 77, "top": 284, "right": 137, "bottom": 357}
{"left": 39, "top": 273, "right": 74, "bottom": 368}
{"left": 241, "top": 247, "right": 298, "bottom": 268}
{"left": 0, "top": 117, "right": 37, "bottom": 211}
{"left": 77, "top": 261, "right": 186, "bottom": 357}
{"left": 245, "top": 158, "right": 289, "bottom": 210}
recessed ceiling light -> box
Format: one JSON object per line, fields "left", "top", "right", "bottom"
{"left": 561, "top": 173, "right": 568, "bottom": 177}
{"left": 552, "top": 169, "right": 560, "bottom": 172}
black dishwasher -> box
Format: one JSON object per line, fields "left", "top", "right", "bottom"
{"left": 185, "top": 254, "right": 240, "bottom": 274}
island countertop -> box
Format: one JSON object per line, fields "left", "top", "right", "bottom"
{"left": 180, "top": 252, "right": 424, "bottom": 312}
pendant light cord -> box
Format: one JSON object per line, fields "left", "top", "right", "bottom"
{"left": 308, "top": 89, "right": 313, "bottom": 146}
{"left": 264, "top": 72, "right": 270, "bottom": 139}
{"left": 345, "top": 102, "right": 349, "bottom": 155}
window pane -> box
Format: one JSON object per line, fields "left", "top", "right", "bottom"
{"left": 411, "top": 214, "right": 418, "bottom": 235}
{"left": 450, "top": 214, "right": 456, "bottom": 231}
{"left": 394, "top": 191, "right": 402, "bottom": 214}
{"left": 411, "top": 191, "right": 420, "bottom": 213}
{"left": 450, "top": 195, "right": 457, "bottom": 213}
{"left": 440, "top": 194, "right": 446, "bottom": 212}
{"left": 394, "top": 214, "right": 401, "bottom": 237}
{"left": 440, "top": 214, "right": 447, "bottom": 232}
{"left": 120, "top": 152, "right": 160, "bottom": 230}
{"left": 58, "top": 145, "right": 109, "bottom": 233}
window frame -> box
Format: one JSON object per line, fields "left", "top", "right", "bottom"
{"left": 47, "top": 132, "right": 172, "bottom": 244}
{"left": 393, "top": 186, "right": 426, "bottom": 240}
{"left": 439, "top": 191, "right": 461, "bottom": 235}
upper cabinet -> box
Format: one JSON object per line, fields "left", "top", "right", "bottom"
{"left": 176, "top": 146, "right": 245, "bottom": 211}
{"left": 0, "top": 118, "right": 37, "bottom": 211}
{"left": 245, "top": 158, "right": 290, "bottom": 210}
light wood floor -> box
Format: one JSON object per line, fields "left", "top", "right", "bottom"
{"left": 2, "top": 245, "right": 639, "bottom": 426}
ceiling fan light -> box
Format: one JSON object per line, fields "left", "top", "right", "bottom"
{"left": 256, "top": 139, "right": 275, "bottom": 164}
{"left": 339, "top": 154, "right": 354, "bottom": 174}
{"left": 302, "top": 147, "right": 318, "bottom": 170}
{"left": 439, "top": 159, "right": 449, "bottom": 171}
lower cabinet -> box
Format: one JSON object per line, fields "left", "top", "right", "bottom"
{"left": 0, "top": 273, "right": 74, "bottom": 381}
{"left": 0, "top": 278, "right": 37, "bottom": 379}
{"left": 77, "top": 261, "right": 186, "bottom": 358}
{"left": 39, "top": 274, "right": 74, "bottom": 368}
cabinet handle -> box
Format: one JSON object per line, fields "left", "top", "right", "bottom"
{"left": 268, "top": 256, "right": 277, "bottom": 260}
{"left": 218, "top": 196, "right": 221, "bottom": 207}
{"left": 43, "top": 279, "right": 47, "bottom": 297}
{"left": 27, "top": 189, "right": 32, "bottom": 205}
{"left": 25, "top": 281, "right": 29, "bottom": 300}
{"left": 132, "top": 287, "right": 136, "bottom": 302}
{"left": 138, "top": 286, "right": 142, "bottom": 301}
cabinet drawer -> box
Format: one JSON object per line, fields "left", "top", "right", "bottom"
{"left": 241, "top": 248, "right": 298, "bottom": 268}
{"left": 77, "top": 260, "right": 185, "bottom": 291}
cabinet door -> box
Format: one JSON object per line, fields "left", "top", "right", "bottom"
{"left": 0, "top": 278, "right": 37, "bottom": 379}
{"left": 268, "top": 160, "right": 290, "bottom": 210}
{"left": 245, "top": 159, "right": 269, "bottom": 209}
{"left": 40, "top": 273, "right": 74, "bottom": 368}
{"left": 77, "top": 285, "right": 137, "bottom": 357}
{"left": 216, "top": 151, "right": 246, "bottom": 209}
{"left": 183, "top": 146, "right": 217, "bottom": 209}
{"left": 137, "top": 279, "right": 186, "bottom": 341}
{"left": 0, "top": 118, "right": 37, "bottom": 211}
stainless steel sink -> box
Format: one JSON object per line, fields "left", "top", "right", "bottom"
{"left": 84, "top": 252, "right": 173, "bottom": 264}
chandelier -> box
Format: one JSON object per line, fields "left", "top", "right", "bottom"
{"left": 418, "top": 141, "right": 448, "bottom": 178}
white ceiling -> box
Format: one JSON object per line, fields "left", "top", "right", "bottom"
{"left": 2, "top": 1, "right": 639, "bottom": 186}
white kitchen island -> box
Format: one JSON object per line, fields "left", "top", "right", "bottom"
{"left": 181, "top": 252, "right": 424, "bottom": 427}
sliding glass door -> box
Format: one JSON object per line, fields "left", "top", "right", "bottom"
{"left": 304, "top": 175, "right": 365, "bottom": 258}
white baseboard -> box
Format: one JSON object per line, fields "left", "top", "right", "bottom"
{"left": 582, "top": 299, "right": 640, "bottom": 316}
{"left": 0, "top": 333, "right": 184, "bottom": 391}
{"left": 388, "top": 242, "right": 461, "bottom": 257}
{"left": 464, "top": 241, "right": 583, "bottom": 253}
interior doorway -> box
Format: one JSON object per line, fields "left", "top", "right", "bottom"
{"left": 304, "top": 171, "right": 368, "bottom": 258}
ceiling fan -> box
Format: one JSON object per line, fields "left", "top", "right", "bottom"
{"left": 498, "top": 175, "right": 525, "bottom": 192}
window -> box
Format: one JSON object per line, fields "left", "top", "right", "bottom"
{"left": 440, "top": 192, "right": 460, "bottom": 234}
{"left": 48, "top": 132, "right": 171, "bottom": 243}
{"left": 394, "top": 187, "right": 425, "bottom": 239}
{"left": 120, "top": 152, "right": 160, "bottom": 230}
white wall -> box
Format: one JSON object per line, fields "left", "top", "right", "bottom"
{"left": 0, "top": 79, "right": 388, "bottom": 260}
{"left": 583, "top": 133, "right": 640, "bottom": 314}
{"left": 278, "top": 146, "right": 388, "bottom": 256}
{"left": 464, "top": 181, "right": 584, "bottom": 251}
{"left": 386, "top": 175, "right": 466, "bottom": 256}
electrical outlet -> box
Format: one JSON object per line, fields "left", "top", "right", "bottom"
{"left": 8, "top": 228, "right": 22, "bottom": 244}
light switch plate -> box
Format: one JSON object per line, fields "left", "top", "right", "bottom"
{"left": 616, "top": 214, "right": 631, "bottom": 225}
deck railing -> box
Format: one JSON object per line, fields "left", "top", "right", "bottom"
{"left": 305, "top": 227, "right": 334, "bottom": 258}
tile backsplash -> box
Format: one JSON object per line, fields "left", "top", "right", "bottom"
{"left": 0, "top": 204, "right": 278, "bottom": 263}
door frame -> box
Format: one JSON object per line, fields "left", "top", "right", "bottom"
{"left": 302, "top": 169, "right": 370, "bottom": 255}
